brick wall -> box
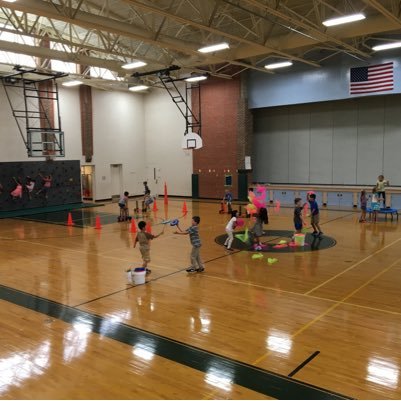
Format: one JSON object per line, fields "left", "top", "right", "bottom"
{"left": 193, "top": 76, "right": 241, "bottom": 199}
{"left": 79, "top": 85, "right": 93, "bottom": 163}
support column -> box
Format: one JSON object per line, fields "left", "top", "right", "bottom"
{"left": 237, "top": 74, "right": 253, "bottom": 199}
{"left": 37, "top": 34, "right": 56, "bottom": 158}
{"left": 79, "top": 65, "right": 93, "bottom": 162}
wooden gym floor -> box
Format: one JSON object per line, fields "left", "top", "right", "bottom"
{"left": 0, "top": 198, "right": 401, "bottom": 399}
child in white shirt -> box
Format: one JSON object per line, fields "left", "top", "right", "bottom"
{"left": 224, "top": 210, "right": 238, "bottom": 251}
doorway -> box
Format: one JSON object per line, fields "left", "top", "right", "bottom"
{"left": 110, "top": 164, "right": 123, "bottom": 199}
{"left": 81, "top": 165, "right": 95, "bottom": 201}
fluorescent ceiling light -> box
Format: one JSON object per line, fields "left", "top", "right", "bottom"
{"left": 264, "top": 61, "right": 293, "bottom": 70}
{"left": 322, "top": 13, "right": 365, "bottom": 27}
{"left": 185, "top": 75, "right": 208, "bottom": 82}
{"left": 129, "top": 85, "right": 148, "bottom": 92}
{"left": 3, "top": 0, "right": 17, "bottom": 2}
{"left": 372, "top": 42, "right": 401, "bottom": 51}
{"left": 198, "top": 42, "right": 229, "bottom": 53}
{"left": 122, "top": 61, "right": 147, "bottom": 69}
{"left": 62, "top": 80, "right": 82, "bottom": 87}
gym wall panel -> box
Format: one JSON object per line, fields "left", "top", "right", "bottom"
{"left": 356, "top": 97, "right": 384, "bottom": 185}
{"left": 268, "top": 109, "right": 289, "bottom": 183}
{"left": 332, "top": 102, "right": 358, "bottom": 185}
{"left": 383, "top": 96, "right": 401, "bottom": 186}
{"left": 253, "top": 108, "right": 289, "bottom": 183}
{"left": 253, "top": 94, "right": 401, "bottom": 186}
{"left": 309, "top": 105, "right": 333, "bottom": 184}
{"left": 288, "top": 105, "right": 310, "bottom": 183}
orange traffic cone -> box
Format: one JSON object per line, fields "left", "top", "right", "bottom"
{"left": 146, "top": 222, "right": 152, "bottom": 234}
{"left": 164, "top": 182, "right": 168, "bottom": 205}
{"left": 182, "top": 201, "right": 188, "bottom": 214}
{"left": 67, "top": 212, "right": 74, "bottom": 226}
{"left": 130, "top": 219, "right": 137, "bottom": 233}
{"left": 153, "top": 198, "right": 158, "bottom": 211}
{"left": 95, "top": 215, "right": 102, "bottom": 229}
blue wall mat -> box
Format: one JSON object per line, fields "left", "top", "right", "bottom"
{"left": 390, "top": 194, "right": 401, "bottom": 209}
{"left": 326, "top": 192, "right": 354, "bottom": 207}
{"left": 272, "top": 190, "right": 296, "bottom": 205}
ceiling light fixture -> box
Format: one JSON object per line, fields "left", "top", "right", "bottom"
{"left": 3, "top": 0, "right": 17, "bottom": 2}
{"left": 198, "top": 42, "right": 229, "bottom": 53}
{"left": 322, "top": 13, "right": 365, "bottom": 27}
{"left": 122, "top": 61, "right": 147, "bottom": 69}
{"left": 372, "top": 42, "right": 401, "bottom": 51}
{"left": 129, "top": 85, "right": 148, "bottom": 92}
{"left": 264, "top": 61, "right": 293, "bottom": 70}
{"left": 185, "top": 74, "right": 208, "bottom": 82}
{"left": 62, "top": 80, "right": 83, "bottom": 87}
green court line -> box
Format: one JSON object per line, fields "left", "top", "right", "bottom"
{"left": 0, "top": 284, "right": 350, "bottom": 400}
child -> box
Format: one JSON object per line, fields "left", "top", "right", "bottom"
{"left": 134, "top": 220, "right": 163, "bottom": 274}
{"left": 118, "top": 191, "right": 129, "bottom": 221}
{"left": 293, "top": 198, "right": 304, "bottom": 235}
{"left": 250, "top": 207, "right": 268, "bottom": 250}
{"left": 359, "top": 190, "right": 367, "bottom": 223}
{"left": 143, "top": 181, "right": 150, "bottom": 195}
{"left": 224, "top": 210, "right": 238, "bottom": 251}
{"left": 36, "top": 173, "right": 52, "bottom": 198}
{"left": 371, "top": 186, "right": 380, "bottom": 222}
{"left": 10, "top": 177, "right": 23, "bottom": 199}
{"left": 143, "top": 193, "right": 154, "bottom": 212}
{"left": 376, "top": 175, "right": 389, "bottom": 208}
{"left": 175, "top": 216, "right": 204, "bottom": 273}
{"left": 222, "top": 189, "right": 233, "bottom": 213}
{"left": 307, "top": 193, "right": 323, "bottom": 237}
{"left": 25, "top": 177, "right": 35, "bottom": 200}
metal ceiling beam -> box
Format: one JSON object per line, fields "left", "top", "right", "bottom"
{"left": 361, "top": 0, "right": 401, "bottom": 27}
{"left": 241, "top": 0, "right": 370, "bottom": 58}
{"left": 0, "top": 0, "right": 273, "bottom": 74}
{"left": 122, "top": 0, "right": 320, "bottom": 67}
{"left": 0, "top": 38, "right": 124, "bottom": 70}
{"left": 250, "top": 13, "right": 398, "bottom": 63}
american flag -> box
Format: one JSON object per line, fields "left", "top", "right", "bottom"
{"left": 350, "top": 62, "right": 394, "bottom": 94}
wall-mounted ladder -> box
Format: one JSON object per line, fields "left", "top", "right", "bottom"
{"left": 1, "top": 66, "right": 67, "bottom": 157}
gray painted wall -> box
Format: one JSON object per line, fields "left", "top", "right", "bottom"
{"left": 253, "top": 95, "right": 401, "bottom": 186}
{"left": 248, "top": 54, "right": 401, "bottom": 108}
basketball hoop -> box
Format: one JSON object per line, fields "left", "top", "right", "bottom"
{"left": 181, "top": 132, "right": 203, "bottom": 150}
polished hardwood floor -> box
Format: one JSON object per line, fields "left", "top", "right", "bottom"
{"left": 0, "top": 198, "right": 401, "bottom": 399}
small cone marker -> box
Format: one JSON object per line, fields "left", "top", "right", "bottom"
{"left": 95, "top": 215, "right": 102, "bottom": 229}
{"left": 146, "top": 222, "right": 152, "bottom": 234}
{"left": 182, "top": 201, "right": 188, "bottom": 214}
{"left": 67, "top": 212, "right": 74, "bottom": 226}
{"left": 164, "top": 182, "right": 168, "bottom": 205}
{"left": 153, "top": 198, "right": 158, "bottom": 211}
{"left": 130, "top": 219, "right": 137, "bottom": 233}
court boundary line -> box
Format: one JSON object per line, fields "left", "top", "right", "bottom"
{"left": 0, "top": 283, "right": 350, "bottom": 400}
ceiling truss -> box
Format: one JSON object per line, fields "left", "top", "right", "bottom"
{"left": 0, "top": 0, "right": 400, "bottom": 91}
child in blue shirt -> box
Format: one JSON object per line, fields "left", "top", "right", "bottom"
{"left": 307, "top": 193, "right": 323, "bottom": 237}
{"left": 222, "top": 189, "right": 233, "bottom": 213}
